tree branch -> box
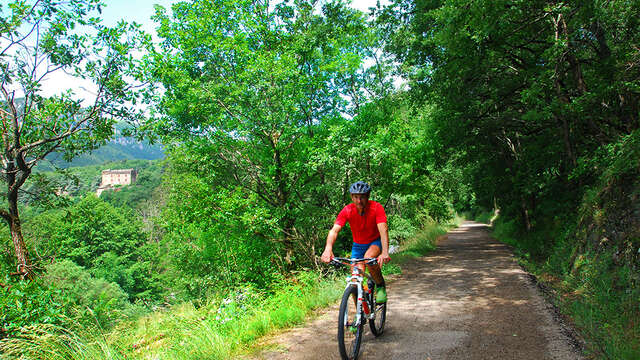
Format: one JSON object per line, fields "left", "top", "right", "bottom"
{"left": 0, "top": 1, "right": 43, "bottom": 57}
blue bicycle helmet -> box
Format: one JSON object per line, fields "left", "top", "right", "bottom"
{"left": 349, "top": 181, "right": 371, "bottom": 194}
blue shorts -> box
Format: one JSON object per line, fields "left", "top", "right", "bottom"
{"left": 351, "top": 238, "right": 382, "bottom": 259}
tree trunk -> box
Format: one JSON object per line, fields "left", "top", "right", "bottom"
{"left": 3, "top": 159, "right": 34, "bottom": 279}
{"left": 9, "top": 216, "right": 32, "bottom": 279}
{"left": 272, "top": 143, "right": 297, "bottom": 265}
{"left": 2, "top": 199, "right": 33, "bottom": 279}
{"left": 556, "top": 115, "right": 577, "bottom": 169}
{"left": 281, "top": 216, "right": 296, "bottom": 266}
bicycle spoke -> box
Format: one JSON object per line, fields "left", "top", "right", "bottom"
{"left": 338, "top": 285, "right": 362, "bottom": 360}
{"left": 344, "top": 294, "right": 358, "bottom": 355}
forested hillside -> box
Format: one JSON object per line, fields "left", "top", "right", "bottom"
{"left": 37, "top": 138, "right": 164, "bottom": 171}
{"left": 0, "top": 0, "right": 638, "bottom": 359}
{"left": 30, "top": 159, "right": 164, "bottom": 199}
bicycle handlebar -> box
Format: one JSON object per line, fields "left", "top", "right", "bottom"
{"left": 330, "top": 257, "right": 378, "bottom": 266}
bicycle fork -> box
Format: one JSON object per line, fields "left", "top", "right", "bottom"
{"left": 344, "top": 275, "right": 375, "bottom": 328}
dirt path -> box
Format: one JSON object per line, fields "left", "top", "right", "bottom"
{"left": 254, "top": 222, "right": 584, "bottom": 360}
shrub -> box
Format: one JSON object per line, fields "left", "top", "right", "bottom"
{"left": 387, "top": 214, "right": 417, "bottom": 243}
{"left": 0, "top": 276, "right": 64, "bottom": 339}
{"left": 43, "top": 260, "right": 129, "bottom": 329}
{"left": 474, "top": 210, "right": 494, "bottom": 224}
{"left": 1, "top": 260, "right": 128, "bottom": 339}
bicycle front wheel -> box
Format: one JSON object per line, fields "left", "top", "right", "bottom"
{"left": 337, "top": 284, "right": 363, "bottom": 360}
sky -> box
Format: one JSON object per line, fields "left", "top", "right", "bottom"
{"left": 99, "top": 0, "right": 389, "bottom": 28}
{"left": 33, "top": 0, "right": 392, "bottom": 100}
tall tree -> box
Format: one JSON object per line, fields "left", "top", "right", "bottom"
{"left": 380, "top": 0, "right": 640, "bottom": 225}
{"left": 0, "top": 0, "right": 152, "bottom": 278}
{"left": 152, "top": 0, "right": 387, "bottom": 262}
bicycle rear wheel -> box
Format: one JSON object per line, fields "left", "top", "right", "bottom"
{"left": 369, "top": 283, "right": 387, "bottom": 336}
{"left": 337, "top": 285, "right": 363, "bottom": 360}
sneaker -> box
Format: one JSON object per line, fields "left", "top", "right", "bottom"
{"left": 375, "top": 286, "right": 387, "bottom": 303}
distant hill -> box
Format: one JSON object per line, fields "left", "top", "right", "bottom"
{"left": 37, "top": 137, "right": 165, "bottom": 171}
{"left": 31, "top": 159, "right": 164, "bottom": 199}
{"left": 3, "top": 100, "right": 164, "bottom": 170}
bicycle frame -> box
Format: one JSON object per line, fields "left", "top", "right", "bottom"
{"left": 333, "top": 257, "right": 378, "bottom": 326}
{"left": 331, "top": 256, "right": 387, "bottom": 360}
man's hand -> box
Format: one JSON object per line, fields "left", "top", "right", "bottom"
{"left": 377, "top": 251, "right": 391, "bottom": 265}
{"left": 321, "top": 247, "right": 334, "bottom": 263}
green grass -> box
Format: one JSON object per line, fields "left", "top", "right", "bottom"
{"left": 0, "top": 274, "right": 343, "bottom": 360}
{"left": 389, "top": 219, "right": 452, "bottom": 266}
{"left": 0, "top": 220, "right": 455, "bottom": 360}
{"left": 561, "top": 251, "right": 640, "bottom": 359}
{"left": 0, "top": 323, "right": 127, "bottom": 360}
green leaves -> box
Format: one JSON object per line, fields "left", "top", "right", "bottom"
{"left": 151, "top": 0, "right": 385, "bottom": 258}
{"left": 0, "top": 0, "right": 157, "bottom": 277}
{"left": 382, "top": 0, "right": 640, "bottom": 222}
{"left": 1, "top": 0, "right": 154, "bottom": 162}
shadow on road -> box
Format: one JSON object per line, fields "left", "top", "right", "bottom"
{"left": 257, "top": 222, "right": 583, "bottom": 360}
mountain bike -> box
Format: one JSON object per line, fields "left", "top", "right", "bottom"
{"left": 330, "top": 257, "right": 387, "bottom": 360}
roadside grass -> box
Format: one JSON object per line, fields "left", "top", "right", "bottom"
{"left": 384, "top": 216, "right": 462, "bottom": 278}
{"left": 0, "top": 273, "right": 344, "bottom": 360}
{"left": 119, "top": 272, "right": 342, "bottom": 359}
{"left": 387, "top": 219, "right": 452, "bottom": 269}
{"left": 0, "top": 219, "right": 456, "bottom": 360}
{"left": 0, "top": 322, "right": 127, "bottom": 360}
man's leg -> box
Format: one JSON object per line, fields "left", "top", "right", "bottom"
{"left": 364, "top": 244, "right": 387, "bottom": 302}
{"left": 364, "top": 245, "right": 384, "bottom": 285}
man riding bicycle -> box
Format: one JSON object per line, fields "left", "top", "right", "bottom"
{"left": 321, "top": 181, "right": 391, "bottom": 303}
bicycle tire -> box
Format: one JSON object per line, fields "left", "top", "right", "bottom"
{"left": 337, "top": 285, "right": 363, "bottom": 360}
{"left": 369, "top": 283, "right": 387, "bottom": 336}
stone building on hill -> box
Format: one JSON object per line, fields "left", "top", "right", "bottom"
{"left": 96, "top": 168, "right": 137, "bottom": 196}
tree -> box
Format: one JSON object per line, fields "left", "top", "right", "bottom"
{"left": 152, "top": 0, "right": 388, "bottom": 263}
{"left": 0, "top": 0, "right": 152, "bottom": 278}
{"left": 380, "top": 0, "right": 640, "bottom": 226}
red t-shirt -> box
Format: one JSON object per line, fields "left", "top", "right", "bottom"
{"left": 335, "top": 200, "right": 387, "bottom": 244}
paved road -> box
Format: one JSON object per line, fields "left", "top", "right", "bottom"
{"left": 255, "top": 222, "right": 584, "bottom": 360}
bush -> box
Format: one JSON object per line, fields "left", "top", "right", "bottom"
{"left": 422, "top": 196, "right": 453, "bottom": 223}
{"left": 0, "top": 259, "right": 129, "bottom": 340}
{"left": 387, "top": 214, "right": 417, "bottom": 244}
{"left": 0, "top": 276, "right": 64, "bottom": 339}
{"left": 25, "top": 194, "right": 154, "bottom": 300}
{"left": 474, "top": 210, "right": 494, "bottom": 224}
{"left": 43, "top": 260, "right": 129, "bottom": 329}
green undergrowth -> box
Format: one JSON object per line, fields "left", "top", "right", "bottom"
{"left": 388, "top": 219, "right": 453, "bottom": 268}
{"left": 491, "top": 217, "right": 640, "bottom": 359}
{"left": 0, "top": 219, "right": 454, "bottom": 360}
{"left": 0, "top": 272, "right": 343, "bottom": 360}
{"left": 474, "top": 211, "right": 496, "bottom": 226}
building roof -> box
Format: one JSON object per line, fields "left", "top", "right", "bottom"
{"left": 102, "top": 168, "right": 136, "bottom": 174}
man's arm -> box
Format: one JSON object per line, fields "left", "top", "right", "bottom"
{"left": 377, "top": 222, "right": 391, "bottom": 264}
{"left": 321, "top": 223, "right": 342, "bottom": 263}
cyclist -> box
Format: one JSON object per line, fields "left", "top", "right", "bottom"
{"left": 321, "top": 181, "right": 391, "bottom": 303}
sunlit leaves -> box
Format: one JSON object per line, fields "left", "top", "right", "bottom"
{"left": 151, "top": 0, "right": 383, "bottom": 256}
